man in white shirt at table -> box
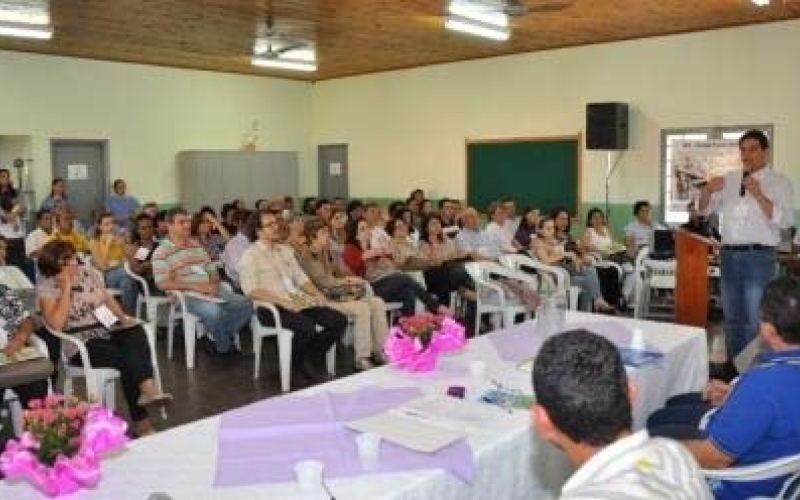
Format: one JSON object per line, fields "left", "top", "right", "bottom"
{"left": 532, "top": 329, "right": 711, "bottom": 499}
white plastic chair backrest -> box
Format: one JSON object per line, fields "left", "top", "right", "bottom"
{"left": 703, "top": 453, "right": 800, "bottom": 483}
{"left": 0, "top": 265, "right": 33, "bottom": 289}
{"left": 500, "top": 253, "right": 563, "bottom": 292}
{"left": 634, "top": 245, "right": 650, "bottom": 273}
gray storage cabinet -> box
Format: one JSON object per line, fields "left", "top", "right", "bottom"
{"left": 178, "top": 151, "right": 298, "bottom": 213}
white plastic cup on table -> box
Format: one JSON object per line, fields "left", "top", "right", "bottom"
{"left": 468, "top": 360, "right": 488, "bottom": 399}
{"left": 355, "top": 432, "right": 382, "bottom": 471}
{"left": 294, "top": 460, "right": 324, "bottom": 496}
{"left": 631, "top": 327, "right": 646, "bottom": 351}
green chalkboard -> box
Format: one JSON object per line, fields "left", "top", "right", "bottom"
{"left": 466, "top": 138, "right": 580, "bottom": 214}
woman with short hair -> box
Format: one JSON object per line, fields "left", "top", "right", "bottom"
{"left": 299, "top": 218, "right": 388, "bottom": 371}
{"left": 37, "top": 240, "right": 170, "bottom": 436}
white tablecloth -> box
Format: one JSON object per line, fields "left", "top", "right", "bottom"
{"left": 0, "top": 312, "right": 708, "bottom": 500}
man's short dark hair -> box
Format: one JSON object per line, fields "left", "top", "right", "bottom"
{"left": 437, "top": 198, "right": 450, "bottom": 210}
{"left": 739, "top": 129, "right": 770, "bottom": 150}
{"left": 36, "top": 209, "right": 50, "bottom": 221}
{"left": 165, "top": 207, "right": 188, "bottom": 223}
{"left": 760, "top": 277, "right": 800, "bottom": 344}
{"left": 533, "top": 329, "right": 632, "bottom": 447}
{"left": 633, "top": 200, "right": 650, "bottom": 216}
{"left": 346, "top": 199, "right": 364, "bottom": 214}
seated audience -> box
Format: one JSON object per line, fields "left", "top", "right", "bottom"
{"left": 152, "top": 208, "right": 252, "bottom": 356}
{"left": 418, "top": 214, "right": 476, "bottom": 305}
{"left": 298, "top": 218, "right": 388, "bottom": 371}
{"left": 220, "top": 209, "right": 251, "bottom": 288}
{"left": 88, "top": 213, "right": 138, "bottom": 314}
{"left": 328, "top": 209, "right": 348, "bottom": 260}
{"left": 551, "top": 206, "right": 576, "bottom": 246}
{"left": 301, "top": 197, "right": 317, "bottom": 215}
{"left": 238, "top": 211, "right": 346, "bottom": 383}
{"left": 49, "top": 207, "right": 88, "bottom": 254}
{"left": 532, "top": 329, "right": 711, "bottom": 499}
{"left": 38, "top": 240, "right": 171, "bottom": 436}
{"left": 388, "top": 218, "right": 429, "bottom": 271}
{"left": 514, "top": 206, "right": 540, "bottom": 250}
{"left": 420, "top": 199, "right": 435, "bottom": 218}
{"left": 191, "top": 211, "right": 229, "bottom": 261}
{"left": 438, "top": 198, "right": 460, "bottom": 235}
{"left": 0, "top": 283, "right": 50, "bottom": 409}
{"left": 396, "top": 207, "right": 421, "bottom": 244}
{"left": 105, "top": 178, "right": 139, "bottom": 234}
{"left": 580, "top": 207, "right": 627, "bottom": 308}
{"left": 285, "top": 214, "right": 308, "bottom": 254}
{"left": 346, "top": 199, "right": 365, "bottom": 223}
{"left": 141, "top": 201, "right": 159, "bottom": 220}
{"left": 456, "top": 207, "right": 496, "bottom": 259}
{"left": 533, "top": 216, "right": 614, "bottom": 313}
{"left": 313, "top": 199, "right": 333, "bottom": 222}
{"left": 342, "top": 218, "right": 448, "bottom": 317}
{"left": 125, "top": 214, "right": 161, "bottom": 292}
{"left": 484, "top": 202, "right": 519, "bottom": 254}
{"left": 155, "top": 210, "right": 169, "bottom": 239}
{"left": 39, "top": 177, "right": 67, "bottom": 212}
{"left": 648, "top": 277, "right": 800, "bottom": 499}
{"left": 364, "top": 203, "right": 391, "bottom": 251}
{"left": 332, "top": 197, "right": 346, "bottom": 214}
{"left": 501, "top": 198, "right": 521, "bottom": 242}
{"left": 25, "top": 209, "right": 53, "bottom": 259}
{"left": 625, "top": 200, "right": 662, "bottom": 256}
{"left": 0, "top": 197, "right": 27, "bottom": 269}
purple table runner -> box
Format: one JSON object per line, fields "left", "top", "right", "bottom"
{"left": 214, "top": 385, "right": 476, "bottom": 487}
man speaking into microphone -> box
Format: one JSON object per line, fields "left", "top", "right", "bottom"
{"left": 699, "top": 129, "right": 795, "bottom": 369}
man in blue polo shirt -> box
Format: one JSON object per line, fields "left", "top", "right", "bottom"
{"left": 656, "top": 277, "right": 800, "bottom": 498}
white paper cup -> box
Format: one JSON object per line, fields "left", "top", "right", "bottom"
{"left": 294, "top": 460, "right": 324, "bottom": 492}
{"left": 469, "top": 360, "right": 487, "bottom": 385}
{"left": 356, "top": 432, "right": 381, "bottom": 471}
{"left": 631, "top": 328, "right": 646, "bottom": 351}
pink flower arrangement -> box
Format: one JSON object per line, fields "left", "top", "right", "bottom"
{"left": 0, "top": 394, "right": 128, "bottom": 497}
{"left": 384, "top": 313, "right": 466, "bottom": 372}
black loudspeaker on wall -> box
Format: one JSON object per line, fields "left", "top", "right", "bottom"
{"left": 586, "top": 102, "right": 629, "bottom": 150}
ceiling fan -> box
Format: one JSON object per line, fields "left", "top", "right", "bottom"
{"left": 252, "top": 16, "right": 311, "bottom": 59}
{"left": 456, "top": 0, "right": 576, "bottom": 18}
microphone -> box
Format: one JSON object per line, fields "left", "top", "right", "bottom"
{"left": 740, "top": 171, "right": 750, "bottom": 197}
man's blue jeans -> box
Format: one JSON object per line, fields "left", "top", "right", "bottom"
{"left": 720, "top": 246, "right": 776, "bottom": 360}
{"left": 184, "top": 288, "right": 253, "bottom": 353}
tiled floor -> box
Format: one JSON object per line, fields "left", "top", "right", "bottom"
{"left": 93, "top": 328, "right": 360, "bottom": 432}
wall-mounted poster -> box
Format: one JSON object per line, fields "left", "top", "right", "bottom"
{"left": 668, "top": 139, "right": 740, "bottom": 212}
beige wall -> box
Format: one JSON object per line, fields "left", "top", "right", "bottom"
{"left": 312, "top": 19, "right": 800, "bottom": 205}
{"left": 0, "top": 50, "right": 313, "bottom": 205}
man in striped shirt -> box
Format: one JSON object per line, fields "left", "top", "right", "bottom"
{"left": 532, "top": 330, "right": 711, "bottom": 499}
{"left": 152, "top": 207, "right": 252, "bottom": 355}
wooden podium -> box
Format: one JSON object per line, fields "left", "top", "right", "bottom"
{"left": 675, "top": 229, "right": 713, "bottom": 327}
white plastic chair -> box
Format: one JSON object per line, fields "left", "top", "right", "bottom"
{"left": 47, "top": 322, "right": 167, "bottom": 418}
{"left": 0, "top": 265, "right": 34, "bottom": 290}
{"left": 45, "top": 324, "right": 120, "bottom": 410}
{"left": 499, "top": 254, "right": 580, "bottom": 310}
{"left": 632, "top": 246, "right": 677, "bottom": 319}
{"left": 166, "top": 282, "right": 242, "bottom": 369}
{"left": 123, "top": 261, "right": 170, "bottom": 325}
{"left": 464, "top": 261, "right": 536, "bottom": 335}
{"left": 2, "top": 333, "right": 52, "bottom": 435}
{"left": 703, "top": 453, "right": 800, "bottom": 499}
{"left": 251, "top": 300, "right": 336, "bottom": 392}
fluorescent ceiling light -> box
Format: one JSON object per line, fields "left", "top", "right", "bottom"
{"left": 0, "top": 20, "right": 52, "bottom": 39}
{"left": 448, "top": 2, "right": 508, "bottom": 27}
{"left": 0, "top": 4, "right": 50, "bottom": 25}
{"left": 751, "top": 0, "right": 770, "bottom": 5}
{"left": 251, "top": 56, "right": 317, "bottom": 72}
{"left": 445, "top": 15, "right": 510, "bottom": 41}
